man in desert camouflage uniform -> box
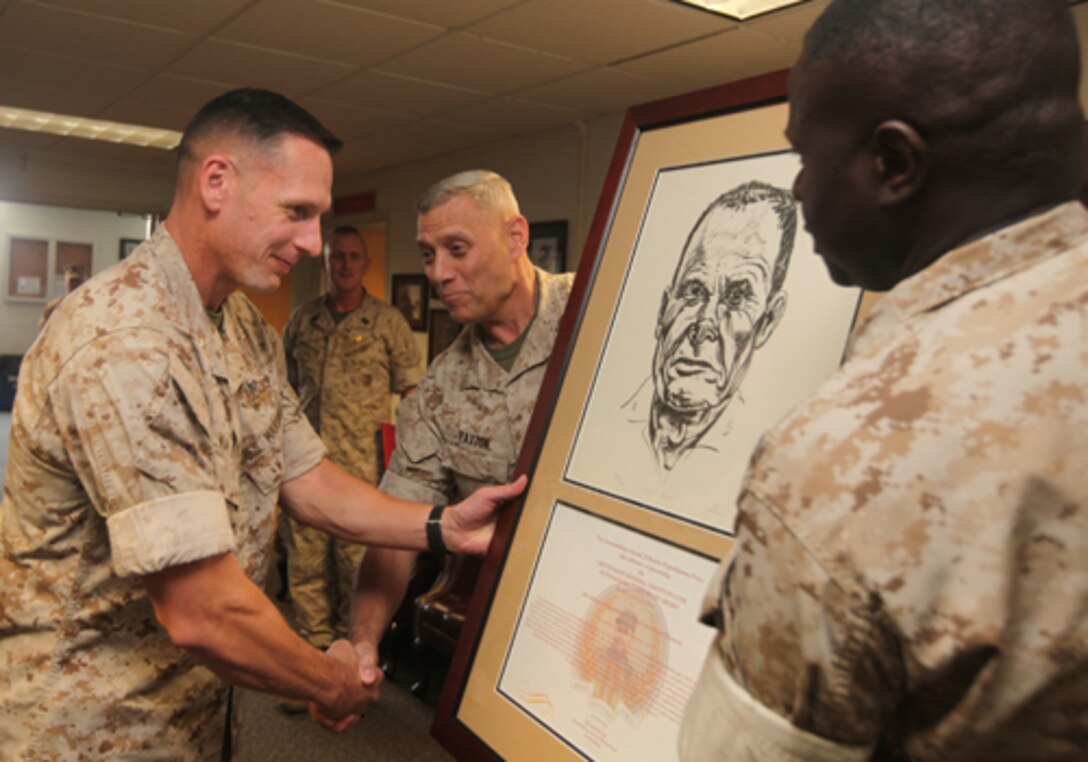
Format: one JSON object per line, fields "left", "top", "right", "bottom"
{"left": 0, "top": 90, "right": 521, "bottom": 760}
{"left": 342, "top": 170, "right": 574, "bottom": 696}
{"left": 283, "top": 225, "right": 421, "bottom": 651}
{"left": 680, "top": 1, "right": 1088, "bottom": 759}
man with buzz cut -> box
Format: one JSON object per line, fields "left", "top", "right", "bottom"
{"left": 680, "top": 1, "right": 1088, "bottom": 759}
{"left": 282, "top": 224, "right": 421, "bottom": 663}
{"left": 0, "top": 89, "right": 522, "bottom": 760}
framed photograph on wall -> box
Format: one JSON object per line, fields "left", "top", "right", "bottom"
{"left": 527, "top": 220, "right": 567, "bottom": 273}
{"left": 431, "top": 70, "right": 864, "bottom": 762}
{"left": 120, "top": 238, "right": 142, "bottom": 259}
{"left": 391, "top": 273, "right": 429, "bottom": 331}
{"left": 427, "top": 308, "right": 462, "bottom": 364}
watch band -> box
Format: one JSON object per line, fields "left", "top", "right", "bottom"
{"left": 427, "top": 504, "right": 449, "bottom": 555}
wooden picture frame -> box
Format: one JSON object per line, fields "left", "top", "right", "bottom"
{"left": 391, "top": 273, "right": 429, "bottom": 331}
{"left": 527, "top": 220, "right": 568, "bottom": 273}
{"left": 432, "top": 70, "right": 864, "bottom": 761}
{"left": 427, "top": 308, "right": 462, "bottom": 364}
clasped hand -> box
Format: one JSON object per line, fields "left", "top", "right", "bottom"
{"left": 309, "top": 640, "right": 384, "bottom": 732}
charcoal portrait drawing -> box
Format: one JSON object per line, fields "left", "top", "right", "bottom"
{"left": 636, "top": 181, "right": 795, "bottom": 471}
{"left": 565, "top": 152, "right": 859, "bottom": 532}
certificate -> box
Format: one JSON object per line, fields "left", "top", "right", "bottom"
{"left": 498, "top": 503, "right": 716, "bottom": 761}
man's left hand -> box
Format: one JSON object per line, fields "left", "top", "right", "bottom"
{"left": 445, "top": 474, "right": 528, "bottom": 554}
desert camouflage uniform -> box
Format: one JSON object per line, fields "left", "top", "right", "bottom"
{"left": 282, "top": 293, "right": 421, "bottom": 645}
{"left": 0, "top": 227, "right": 325, "bottom": 761}
{"left": 381, "top": 268, "right": 574, "bottom": 503}
{"left": 680, "top": 202, "right": 1088, "bottom": 761}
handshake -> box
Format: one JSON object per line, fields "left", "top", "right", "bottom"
{"left": 309, "top": 640, "right": 384, "bottom": 732}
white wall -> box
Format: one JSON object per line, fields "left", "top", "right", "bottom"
{"left": 0, "top": 200, "right": 149, "bottom": 355}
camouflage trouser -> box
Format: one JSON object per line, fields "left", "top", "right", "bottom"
{"left": 283, "top": 515, "right": 367, "bottom": 649}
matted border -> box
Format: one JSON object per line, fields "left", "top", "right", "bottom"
{"left": 433, "top": 69, "right": 860, "bottom": 761}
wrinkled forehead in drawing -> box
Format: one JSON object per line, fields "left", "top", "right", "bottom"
{"left": 670, "top": 180, "right": 797, "bottom": 301}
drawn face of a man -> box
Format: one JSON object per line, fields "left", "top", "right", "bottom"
{"left": 653, "top": 200, "right": 787, "bottom": 417}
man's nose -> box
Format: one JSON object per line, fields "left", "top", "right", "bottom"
{"left": 429, "top": 251, "right": 453, "bottom": 282}
{"left": 298, "top": 218, "right": 323, "bottom": 257}
{"left": 687, "top": 314, "right": 719, "bottom": 345}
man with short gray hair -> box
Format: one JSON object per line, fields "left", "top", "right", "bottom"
{"left": 343, "top": 170, "right": 574, "bottom": 700}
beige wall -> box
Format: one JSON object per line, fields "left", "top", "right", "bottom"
{"left": 332, "top": 112, "right": 624, "bottom": 291}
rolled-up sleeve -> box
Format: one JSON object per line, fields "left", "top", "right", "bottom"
{"left": 108, "top": 490, "right": 235, "bottom": 576}
{"left": 47, "top": 330, "right": 237, "bottom": 576}
{"left": 680, "top": 491, "right": 899, "bottom": 759}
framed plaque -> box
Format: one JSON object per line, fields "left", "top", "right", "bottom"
{"left": 434, "top": 69, "right": 862, "bottom": 761}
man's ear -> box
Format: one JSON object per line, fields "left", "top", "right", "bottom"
{"left": 754, "top": 291, "right": 787, "bottom": 349}
{"left": 871, "top": 120, "right": 928, "bottom": 207}
{"left": 507, "top": 214, "right": 529, "bottom": 259}
{"left": 198, "top": 155, "right": 232, "bottom": 213}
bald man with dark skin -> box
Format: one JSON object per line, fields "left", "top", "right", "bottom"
{"left": 680, "top": 1, "right": 1088, "bottom": 759}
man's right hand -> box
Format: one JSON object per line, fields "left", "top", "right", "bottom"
{"left": 354, "top": 640, "right": 385, "bottom": 692}
{"left": 309, "top": 639, "right": 380, "bottom": 732}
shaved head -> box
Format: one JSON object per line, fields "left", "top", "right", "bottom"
{"left": 802, "top": 0, "right": 1083, "bottom": 193}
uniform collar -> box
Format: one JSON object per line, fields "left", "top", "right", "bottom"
{"left": 849, "top": 202, "right": 1088, "bottom": 358}
{"left": 147, "top": 225, "right": 232, "bottom": 383}
{"left": 465, "top": 268, "right": 563, "bottom": 389}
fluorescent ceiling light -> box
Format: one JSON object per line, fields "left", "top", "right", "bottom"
{"left": 673, "top": 0, "right": 806, "bottom": 21}
{"left": 0, "top": 106, "right": 181, "bottom": 150}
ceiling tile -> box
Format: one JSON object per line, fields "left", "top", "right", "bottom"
{"left": 96, "top": 99, "right": 197, "bottom": 132}
{"left": 0, "top": 45, "right": 146, "bottom": 113}
{"left": 745, "top": 0, "right": 828, "bottom": 42}
{"left": 331, "top": 0, "right": 522, "bottom": 29}
{"left": 123, "top": 76, "right": 237, "bottom": 115}
{"left": 0, "top": 71, "right": 120, "bottom": 115}
{"left": 441, "top": 96, "right": 579, "bottom": 138}
{"left": 380, "top": 33, "right": 583, "bottom": 94}
{"left": 312, "top": 71, "right": 486, "bottom": 118}
{"left": 467, "top": 0, "right": 733, "bottom": 65}
{"left": 216, "top": 0, "right": 443, "bottom": 68}
{"left": 166, "top": 39, "right": 355, "bottom": 96}
{"left": 26, "top": 0, "right": 256, "bottom": 35}
{"left": 0, "top": 1, "right": 197, "bottom": 71}
{"left": 332, "top": 135, "right": 444, "bottom": 175}
{"left": 517, "top": 67, "right": 681, "bottom": 116}
{"left": 616, "top": 27, "right": 797, "bottom": 92}
{"left": 298, "top": 98, "right": 410, "bottom": 140}
{"left": 367, "top": 118, "right": 490, "bottom": 153}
